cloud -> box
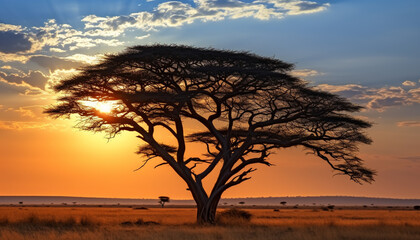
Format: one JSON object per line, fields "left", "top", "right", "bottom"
{"left": 257, "top": 0, "right": 330, "bottom": 15}
{"left": 0, "top": 105, "right": 37, "bottom": 121}
{"left": 29, "top": 55, "right": 84, "bottom": 71}
{"left": 402, "top": 80, "right": 416, "bottom": 87}
{"left": 0, "top": 20, "right": 125, "bottom": 56}
{"left": 0, "top": 23, "right": 25, "bottom": 32}
{"left": 45, "top": 68, "right": 81, "bottom": 91}
{"left": 291, "top": 69, "right": 321, "bottom": 78}
{"left": 397, "top": 121, "right": 420, "bottom": 127}
{"left": 317, "top": 84, "right": 368, "bottom": 99}
{"left": 65, "top": 54, "right": 104, "bottom": 65}
{"left": 0, "top": 121, "right": 53, "bottom": 130}
{"left": 82, "top": 0, "right": 330, "bottom": 34}
{"left": 318, "top": 82, "right": 420, "bottom": 111}
{"left": 50, "top": 48, "right": 66, "bottom": 53}
{"left": 0, "top": 1, "right": 328, "bottom": 54}
{"left": 0, "top": 31, "right": 32, "bottom": 53}
{"left": 0, "top": 78, "right": 44, "bottom": 96}
{"left": 136, "top": 34, "right": 151, "bottom": 40}
{"left": 0, "top": 52, "right": 31, "bottom": 63}
{"left": 0, "top": 70, "right": 48, "bottom": 89}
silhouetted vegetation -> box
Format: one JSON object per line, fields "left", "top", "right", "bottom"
{"left": 133, "top": 207, "right": 149, "bottom": 210}
{"left": 414, "top": 206, "right": 420, "bottom": 210}
{"left": 0, "top": 214, "right": 96, "bottom": 229}
{"left": 158, "top": 196, "right": 170, "bottom": 208}
{"left": 120, "top": 218, "right": 159, "bottom": 226}
{"left": 45, "top": 45, "right": 374, "bottom": 224}
{"left": 217, "top": 208, "right": 252, "bottom": 224}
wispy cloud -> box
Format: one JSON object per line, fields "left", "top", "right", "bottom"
{"left": 0, "top": 70, "right": 48, "bottom": 89}
{"left": 0, "top": 78, "right": 45, "bottom": 96}
{"left": 0, "top": 121, "right": 53, "bottom": 130}
{"left": 29, "top": 55, "right": 84, "bottom": 71}
{"left": 0, "top": 20, "right": 125, "bottom": 59}
{"left": 397, "top": 121, "right": 420, "bottom": 127}
{"left": 318, "top": 82, "right": 420, "bottom": 112}
{"left": 0, "top": 1, "right": 329, "bottom": 57}
{"left": 402, "top": 80, "right": 416, "bottom": 87}
{"left": 291, "top": 69, "right": 321, "bottom": 78}
{"left": 65, "top": 54, "right": 104, "bottom": 65}
{"left": 136, "top": 34, "right": 151, "bottom": 40}
{"left": 81, "top": 0, "right": 329, "bottom": 35}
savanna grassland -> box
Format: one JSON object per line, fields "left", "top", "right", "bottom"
{"left": 1, "top": 206, "right": 420, "bottom": 240}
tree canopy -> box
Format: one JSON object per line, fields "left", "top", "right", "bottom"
{"left": 45, "top": 45, "right": 374, "bottom": 223}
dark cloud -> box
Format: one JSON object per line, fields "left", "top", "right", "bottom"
{"left": 367, "top": 97, "right": 406, "bottom": 110}
{"left": 0, "top": 31, "right": 32, "bottom": 53}
{"left": 106, "top": 16, "right": 137, "bottom": 31}
{"left": 0, "top": 71, "right": 48, "bottom": 89}
{"left": 201, "top": 0, "right": 245, "bottom": 8}
{"left": 0, "top": 78, "right": 40, "bottom": 96}
{"left": 318, "top": 84, "right": 420, "bottom": 111}
{"left": 29, "top": 55, "right": 84, "bottom": 71}
{"left": 296, "top": 2, "right": 323, "bottom": 11}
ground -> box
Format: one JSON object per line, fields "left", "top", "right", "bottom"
{"left": 1, "top": 206, "right": 420, "bottom": 239}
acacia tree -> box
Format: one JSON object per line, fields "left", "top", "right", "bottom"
{"left": 158, "top": 196, "right": 170, "bottom": 208}
{"left": 45, "top": 45, "right": 374, "bottom": 224}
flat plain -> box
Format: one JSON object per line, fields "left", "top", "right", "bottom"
{"left": 1, "top": 206, "right": 420, "bottom": 240}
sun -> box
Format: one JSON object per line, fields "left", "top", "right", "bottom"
{"left": 95, "top": 102, "right": 113, "bottom": 113}
{"left": 81, "top": 101, "right": 115, "bottom": 113}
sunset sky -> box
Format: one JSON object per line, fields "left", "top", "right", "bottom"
{"left": 0, "top": 0, "right": 419, "bottom": 199}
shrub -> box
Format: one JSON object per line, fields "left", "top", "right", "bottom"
{"left": 217, "top": 208, "right": 252, "bottom": 224}
{"left": 133, "top": 207, "right": 149, "bottom": 210}
{"left": 414, "top": 206, "right": 420, "bottom": 210}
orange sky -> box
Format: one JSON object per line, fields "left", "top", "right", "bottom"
{"left": 1, "top": 113, "right": 419, "bottom": 199}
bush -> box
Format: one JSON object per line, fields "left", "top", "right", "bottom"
{"left": 217, "top": 208, "right": 252, "bottom": 224}
{"left": 414, "top": 206, "right": 420, "bottom": 210}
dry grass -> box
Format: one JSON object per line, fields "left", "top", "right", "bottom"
{"left": 1, "top": 206, "right": 420, "bottom": 240}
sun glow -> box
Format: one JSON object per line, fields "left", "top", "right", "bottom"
{"left": 82, "top": 101, "right": 115, "bottom": 113}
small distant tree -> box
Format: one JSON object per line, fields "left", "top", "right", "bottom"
{"left": 280, "top": 201, "right": 287, "bottom": 206}
{"left": 45, "top": 45, "right": 375, "bottom": 224}
{"left": 239, "top": 201, "right": 245, "bottom": 205}
{"left": 159, "top": 196, "right": 170, "bottom": 208}
{"left": 18, "top": 201, "right": 23, "bottom": 205}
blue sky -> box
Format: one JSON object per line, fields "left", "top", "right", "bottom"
{"left": 0, "top": 0, "right": 420, "bottom": 198}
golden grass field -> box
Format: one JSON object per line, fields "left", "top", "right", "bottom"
{"left": 1, "top": 206, "right": 420, "bottom": 240}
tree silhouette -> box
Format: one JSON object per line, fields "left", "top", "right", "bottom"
{"left": 158, "top": 196, "right": 170, "bottom": 208}
{"left": 45, "top": 45, "right": 374, "bottom": 224}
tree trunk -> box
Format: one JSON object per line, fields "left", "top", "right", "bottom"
{"left": 196, "top": 196, "right": 221, "bottom": 224}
